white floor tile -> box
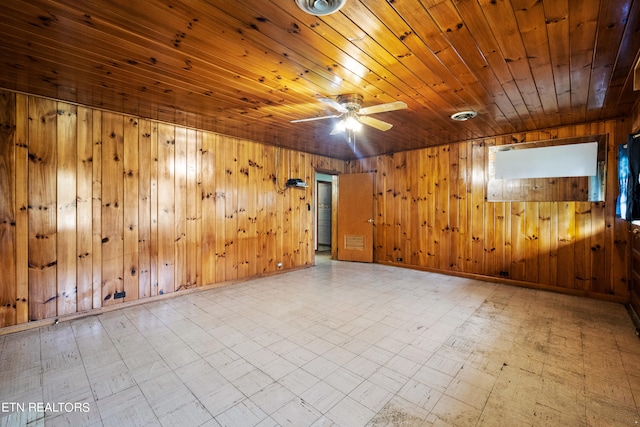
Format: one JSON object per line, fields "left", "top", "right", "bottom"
{"left": 326, "top": 396, "right": 375, "bottom": 427}
{"left": 249, "top": 381, "right": 296, "bottom": 414}
{"left": 278, "top": 368, "right": 320, "bottom": 395}
{"left": 215, "top": 399, "right": 266, "bottom": 427}
{"left": 349, "top": 380, "right": 393, "bottom": 413}
{"left": 300, "top": 381, "right": 345, "bottom": 413}
{"left": 271, "top": 398, "right": 322, "bottom": 427}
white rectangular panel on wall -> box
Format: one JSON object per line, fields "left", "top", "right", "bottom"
{"left": 495, "top": 142, "right": 598, "bottom": 179}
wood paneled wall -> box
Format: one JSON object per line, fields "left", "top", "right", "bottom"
{"left": 0, "top": 90, "right": 343, "bottom": 328}
{"left": 0, "top": 87, "right": 633, "bottom": 330}
{"left": 348, "top": 121, "right": 630, "bottom": 301}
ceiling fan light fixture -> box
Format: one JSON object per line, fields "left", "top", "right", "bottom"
{"left": 450, "top": 111, "right": 478, "bottom": 121}
{"left": 295, "top": 0, "right": 347, "bottom": 16}
{"left": 344, "top": 114, "right": 362, "bottom": 131}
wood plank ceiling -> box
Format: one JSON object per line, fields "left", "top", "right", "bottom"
{"left": 0, "top": 0, "right": 639, "bottom": 160}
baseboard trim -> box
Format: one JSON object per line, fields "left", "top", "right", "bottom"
{"left": 377, "top": 260, "right": 629, "bottom": 304}
{"left": 0, "top": 263, "right": 314, "bottom": 336}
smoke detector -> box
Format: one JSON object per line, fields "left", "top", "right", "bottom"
{"left": 295, "top": 0, "right": 347, "bottom": 15}
{"left": 450, "top": 111, "right": 478, "bottom": 121}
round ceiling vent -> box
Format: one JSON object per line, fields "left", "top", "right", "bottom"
{"left": 450, "top": 111, "right": 478, "bottom": 121}
{"left": 295, "top": 0, "right": 347, "bottom": 16}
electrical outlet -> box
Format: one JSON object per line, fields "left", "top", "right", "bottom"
{"left": 396, "top": 257, "right": 403, "bottom": 262}
{"left": 277, "top": 262, "right": 283, "bottom": 268}
{"left": 499, "top": 271, "right": 509, "bottom": 277}
{"left": 114, "top": 291, "right": 126, "bottom": 299}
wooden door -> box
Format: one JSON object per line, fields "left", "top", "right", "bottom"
{"left": 337, "top": 173, "right": 374, "bottom": 262}
{"left": 630, "top": 224, "right": 640, "bottom": 319}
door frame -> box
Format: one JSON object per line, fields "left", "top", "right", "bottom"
{"left": 314, "top": 170, "right": 339, "bottom": 259}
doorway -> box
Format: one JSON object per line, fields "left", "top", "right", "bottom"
{"left": 315, "top": 173, "right": 335, "bottom": 256}
{"left": 314, "top": 171, "right": 375, "bottom": 263}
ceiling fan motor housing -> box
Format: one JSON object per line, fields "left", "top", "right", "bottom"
{"left": 337, "top": 93, "right": 364, "bottom": 112}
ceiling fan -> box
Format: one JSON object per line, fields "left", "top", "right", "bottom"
{"left": 290, "top": 94, "right": 407, "bottom": 135}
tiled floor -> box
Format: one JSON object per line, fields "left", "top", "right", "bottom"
{"left": 2, "top": 255, "right": 640, "bottom": 426}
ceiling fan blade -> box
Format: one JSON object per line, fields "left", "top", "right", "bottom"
{"left": 290, "top": 114, "right": 340, "bottom": 123}
{"left": 318, "top": 97, "right": 348, "bottom": 112}
{"left": 358, "top": 115, "right": 394, "bottom": 131}
{"left": 358, "top": 101, "right": 407, "bottom": 115}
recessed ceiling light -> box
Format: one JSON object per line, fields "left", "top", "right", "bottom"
{"left": 295, "top": 0, "right": 347, "bottom": 16}
{"left": 450, "top": 111, "right": 478, "bottom": 121}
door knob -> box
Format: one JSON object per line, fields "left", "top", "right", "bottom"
{"left": 367, "top": 219, "right": 374, "bottom": 223}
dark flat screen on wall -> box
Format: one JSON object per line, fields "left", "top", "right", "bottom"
{"left": 620, "top": 133, "right": 640, "bottom": 220}
{"left": 617, "top": 142, "right": 629, "bottom": 218}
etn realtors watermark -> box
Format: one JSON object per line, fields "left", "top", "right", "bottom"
{"left": 1, "top": 402, "right": 90, "bottom": 413}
